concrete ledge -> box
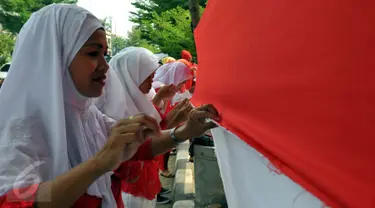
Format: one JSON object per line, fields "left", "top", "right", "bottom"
{"left": 173, "top": 167, "right": 194, "bottom": 201}
{"left": 172, "top": 200, "right": 195, "bottom": 208}
{"left": 174, "top": 141, "right": 190, "bottom": 171}
{"left": 172, "top": 141, "right": 195, "bottom": 203}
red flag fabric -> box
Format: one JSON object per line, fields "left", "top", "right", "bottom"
{"left": 192, "top": 0, "right": 375, "bottom": 207}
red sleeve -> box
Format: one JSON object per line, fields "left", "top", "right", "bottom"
{"left": 185, "top": 69, "right": 195, "bottom": 90}
{"left": 185, "top": 78, "right": 193, "bottom": 90}
{"left": 131, "top": 139, "right": 153, "bottom": 161}
{"left": 114, "top": 139, "right": 155, "bottom": 180}
{"left": 153, "top": 104, "right": 167, "bottom": 130}
{"left": 114, "top": 160, "right": 143, "bottom": 181}
{"left": 0, "top": 184, "right": 38, "bottom": 208}
{"left": 164, "top": 100, "right": 174, "bottom": 116}
{"left": 114, "top": 139, "right": 154, "bottom": 178}
{"left": 159, "top": 119, "right": 167, "bottom": 130}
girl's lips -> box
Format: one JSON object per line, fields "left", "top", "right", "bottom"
{"left": 92, "top": 77, "right": 106, "bottom": 86}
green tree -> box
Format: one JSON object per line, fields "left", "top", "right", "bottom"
{"left": 0, "top": 32, "right": 14, "bottom": 66}
{"left": 130, "top": 0, "right": 206, "bottom": 60}
{"left": 0, "top": 0, "right": 77, "bottom": 34}
{"left": 125, "top": 27, "right": 159, "bottom": 53}
{"left": 130, "top": 0, "right": 206, "bottom": 24}
{"left": 111, "top": 35, "right": 126, "bottom": 56}
{"left": 110, "top": 27, "right": 159, "bottom": 57}
{"left": 140, "top": 7, "right": 198, "bottom": 58}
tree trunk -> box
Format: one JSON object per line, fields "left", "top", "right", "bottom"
{"left": 188, "top": 0, "right": 201, "bottom": 63}
{"left": 188, "top": 0, "right": 201, "bottom": 31}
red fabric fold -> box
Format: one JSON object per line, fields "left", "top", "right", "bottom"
{"left": 121, "top": 160, "right": 161, "bottom": 200}
{"left": 192, "top": 0, "right": 375, "bottom": 207}
{"left": 119, "top": 112, "right": 164, "bottom": 200}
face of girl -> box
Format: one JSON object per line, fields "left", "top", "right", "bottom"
{"left": 139, "top": 72, "right": 156, "bottom": 94}
{"left": 69, "top": 29, "right": 109, "bottom": 97}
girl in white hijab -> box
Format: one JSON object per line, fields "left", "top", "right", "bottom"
{"left": 0, "top": 4, "right": 219, "bottom": 208}
{"left": 152, "top": 61, "right": 193, "bottom": 118}
{"left": 153, "top": 61, "right": 193, "bottom": 91}
{"left": 110, "top": 47, "right": 162, "bottom": 122}
{"left": 96, "top": 47, "right": 193, "bottom": 207}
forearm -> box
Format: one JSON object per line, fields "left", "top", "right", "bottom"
{"left": 151, "top": 130, "right": 177, "bottom": 156}
{"left": 165, "top": 111, "right": 177, "bottom": 127}
{"left": 36, "top": 158, "right": 105, "bottom": 208}
{"left": 152, "top": 104, "right": 219, "bottom": 157}
{"left": 151, "top": 126, "right": 190, "bottom": 156}
{"left": 152, "top": 94, "right": 163, "bottom": 107}
{"left": 166, "top": 113, "right": 184, "bottom": 129}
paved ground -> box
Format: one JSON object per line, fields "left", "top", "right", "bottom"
{"left": 157, "top": 154, "right": 176, "bottom": 208}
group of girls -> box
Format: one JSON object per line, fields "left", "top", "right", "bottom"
{"left": 0, "top": 4, "right": 219, "bottom": 208}
{"left": 95, "top": 47, "right": 195, "bottom": 207}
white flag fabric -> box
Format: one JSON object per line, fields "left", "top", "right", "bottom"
{"left": 211, "top": 127, "right": 324, "bottom": 208}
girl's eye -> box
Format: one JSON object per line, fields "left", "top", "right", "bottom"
{"left": 87, "top": 51, "right": 99, "bottom": 57}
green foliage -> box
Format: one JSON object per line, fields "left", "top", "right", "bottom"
{"left": 125, "top": 27, "right": 159, "bottom": 53}
{"left": 111, "top": 35, "right": 127, "bottom": 56}
{"left": 140, "top": 7, "right": 197, "bottom": 59}
{"left": 0, "top": 32, "right": 14, "bottom": 66}
{"left": 0, "top": 0, "right": 77, "bottom": 34}
{"left": 130, "top": 0, "right": 206, "bottom": 60}
{"left": 0, "top": 0, "right": 77, "bottom": 65}
{"left": 130, "top": 0, "right": 206, "bottom": 24}
{"left": 111, "top": 27, "right": 159, "bottom": 57}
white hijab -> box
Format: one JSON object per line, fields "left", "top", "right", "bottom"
{"left": 146, "top": 88, "right": 157, "bottom": 101}
{"left": 0, "top": 4, "right": 116, "bottom": 207}
{"left": 97, "top": 47, "right": 162, "bottom": 122}
{"left": 94, "top": 67, "right": 127, "bottom": 121}
{"left": 152, "top": 62, "right": 193, "bottom": 89}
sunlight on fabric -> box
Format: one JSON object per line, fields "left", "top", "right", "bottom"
{"left": 211, "top": 127, "right": 325, "bottom": 208}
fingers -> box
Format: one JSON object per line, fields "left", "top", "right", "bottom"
{"left": 181, "top": 104, "right": 193, "bottom": 114}
{"left": 133, "top": 113, "right": 158, "bottom": 123}
{"left": 175, "top": 102, "right": 193, "bottom": 119}
{"left": 181, "top": 99, "right": 191, "bottom": 108}
{"left": 197, "top": 104, "right": 220, "bottom": 120}
{"left": 112, "top": 124, "right": 145, "bottom": 145}
{"left": 164, "top": 84, "right": 177, "bottom": 92}
{"left": 115, "top": 114, "right": 156, "bottom": 127}
{"left": 118, "top": 132, "right": 137, "bottom": 145}
{"left": 182, "top": 99, "right": 190, "bottom": 105}
{"left": 174, "top": 99, "right": 189, "bottom": 109}
{"left": 158, "top": 84, "right": 177, "bottom": 99}
{"left": 190, "top": 110, "right": 218, "bottom": 123}
{"left": 112, "top": 127, "right": 149, "bottom": 147}
{"left": 180, "top": 100, "right": 192, "bottom": 109}
{"left": 114, "top": 114, "right": 161, "bottom": 134}
{"left": 113, "top": 123, "right": 145, "bottom": 134}
{"left": 132, "top": 115, "right": 161, "bottom": 134}
{"left": 161, "top": 84, "right": 172, "bottom": 91}
{"left": 167, "top": 86, "right": 178, "bottom": 96}
{"left": 203, "top": 121, "right": 218, "bottom": 130}
{"left": 168, "top": 84, "right": 177, "bottom": 90}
